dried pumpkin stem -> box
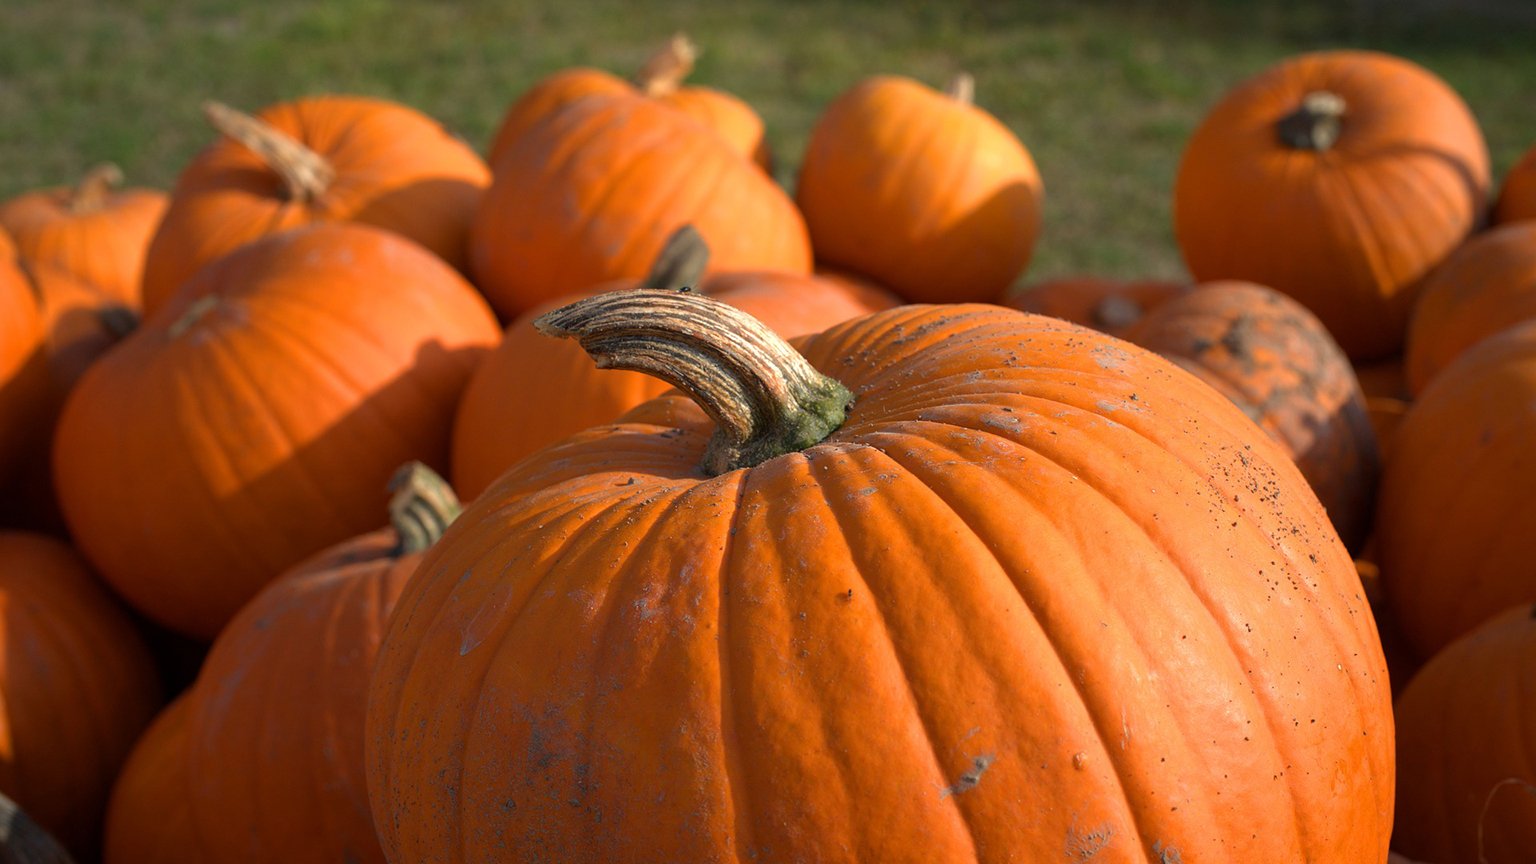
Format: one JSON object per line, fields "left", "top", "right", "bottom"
{"left": 1277, "top": 91, "right": 1346, "bottom": 151}
{"left": 167, "top": 295, "right": 220, "bottom": 339}
{"left": 69, "top": 163, "right": 123, "bottom": 214}
{"left": 97, "top": 305, "right": 140, "bottom": 339}
{"left": 534, "top": 290, "right": 854, "bottom": 476}
{"left": 639, "top": 225, "right": 710, "bottom": 291}
{"left": 202, "top": 100, "right": 335, "bottom": 203}
{"left": 945, "top": 72, "right": 976, "bottom": 106}
{"left": 633, "top": 33, "right": 698, "bottom": 97}
{"left": 1092, "top": 294, "right": 1144, "bottom": 332}
{"left": 0, "top": 790, "right": 77, "bottom": 864}
{"left": 387, "top": 462, "right": 462, "bottom": 555}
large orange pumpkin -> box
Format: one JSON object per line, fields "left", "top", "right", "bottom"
{"left": 1392, "top": 603, "right": 1536, "bottom": 863}
{"left": 1003, "top": 275, "right": 1190, "bottom": 340}
{"left": 1404, "top": 220, "right": 1536, "bottom": 396}
{"left": 1376, "top": 317, "right": 1536, "bottom": 660}
{"left": 368, "top": 292, "right": 1392, "bottom": 862}
{"left": 1125, "top": 280, "right": 1379, "bottom": 551}
{"left": 0, "top": 164, "right": 167, "bottom": 308}
{"left": 451, "top": 228, "right": 897, "bottom": 499}
{"left": 469, "top": 89, "right": 810, "bottom": 320}
{"left": 797, "top": 73, "right": 1043, "bottom": 304}
{"left": 0, "top": 247, "right": 47, "bottom": 489}
{"left": 140, "top": 96, "right": 490, "bottom": 314}
{"left": 1174, "top": 50, "right": 1490, "bottom": 361}
{"left": 102, "top": 698, "right": 200, "bottom": 864}
{"left": 53, "top": 222, "right": 499, "bottom": 640}
{"left": 0, "top": 532, "right": 162, "bottom": 862}
{"left": 1492, "top": 141, "right": 1536, "bottom": 226}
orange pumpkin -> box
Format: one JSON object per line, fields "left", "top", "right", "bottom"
{"left": 140, "top": 96, "right": 490, "bottom": 314}
{"left": 1127, "top": 280, "right": 1379, "bottom": 551}
{"left": 487, "top": 33, "right": 771, "bottom": 174}
{"left": 0, "top": 247, "right": 47, "bottom": 488}
{"left": 0, "top": 164, "right": 167, "bottom": 308}
{"left": 797, "top": 73, "right": 1043, "bottom": 304}
{"left": 369, "top": 292, "right": 1392, "bottom": 862}
{"left": 1492, "top": 141, "right": 1536, "bottom": 226}
{"left": 1174, "top": 49, "right": 1490, "bottom": 361}
{"left": 0, "top": 532, "right": 162, "bottom": 862}
{"left": 1404, "top": 221, "right": 1536, "bottom": 396}
{"left": 54, "top": 222, "right": 499, "bottom": 640}
{"left": 1377, "top": 317, "right": 1536, "bottom": 659}
{"left": 469, "top": 88, "right": 809, "bottom": 320}
{"left": 1392, "top": 603, "right": 1536, "bottom": 863}
{"left": 1003, "top": 275, "right": 1190, "bottom": 340}
{"left": 102, "top": 698, "right": 201, "bottom": 864}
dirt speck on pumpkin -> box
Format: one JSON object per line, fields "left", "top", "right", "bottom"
{"left": 1066, "top": 823, "right": 1115, "bottom": 859}
{"left": 1152, "top": 840, "right": 1183, "bottom": 863}
{"left": 939, "top": 754, "right": 994, "bottom": 798}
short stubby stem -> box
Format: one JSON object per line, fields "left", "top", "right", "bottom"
{"left": 1277, "top": 91, "right": 1346, "bottom": 151}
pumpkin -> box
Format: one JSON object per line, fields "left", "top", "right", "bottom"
{"left": 140, "top": 96, "right": 489, "bottom": 314}
{"left": 1003, "top": 275, "right": 1190, "bottom": 340}
{"left": 0, "top": 164, "right": 167, "bottom": 308}
{"left": 1492, "top": 141, "right": 1536, "bottom": 225}
{"left": 451, "top": 227, "right": 897, "bottom": 500}
{"left": 487, "top": 33, "right": 772, "bottom": 174}
{"left": 102, "top": 698, "right": 200, "bottom": 864}
{"left": 174, "top": 463, "right": 457, "bottom": 863}
{"left": 1126, "top": 280, "right": 1379, "bottom": 552}
{"left": 53, "top": 222, "right": 499, "bottom": 640}
{"left": 1376, "top": 317, "right": 1536, "bottom": 659}
{"left": 1392, "top": 603, "right": 1536, "bottom": 863}
{"left": 1404, "top": 221, "right": 1536, "bottom": 396}
{"left": 1174, "top": 49, "right": 1490, "bottom": 361}
{"left": 368, "top": 291, "right": 1392, "bottom": 862}
{"left": 0, "top": 248, "right": 47, "bottom": 487}
{"left": 469, "top": 88, "right": 810, "bottom": 320}
{"left": 0, "top": 532, "right": 162, "bottom": 862}
{"left": 796, "top": 73, "right": 1043, "bottom": 304}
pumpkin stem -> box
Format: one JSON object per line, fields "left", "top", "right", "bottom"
{"left": 167, "top": 295, "right": 220, "bottom": 339}
{"left": 97, "top": 304, "right": 141, "bottom": 339}
{"left": 639, "top": 225, "right": 710, "bottom": 291}
{"left": 387, "top": 462, "right": 462, "bottom": 555}
{"left": 633, "top": 33, "right": 698, "bottom": 97}
{"left": 534, "top": 290, "right": 854, "bottom": 475}
{"left": 945, "top": 72, "right": 975, "bottom": 106}
{"left": 1277, "top": 91, "right": 1346, "bottom": 151}
{"left": 69, "top": 163, "right": 123, "bottom": 214}
{"left": 202, "top": 100, "right": 335, "bottom": 203}
{"left": 0, "top": 790, "right": 77, "bottom": 864}
{"left": 1091, "top": 294, "right": 1144, "bottom": 332}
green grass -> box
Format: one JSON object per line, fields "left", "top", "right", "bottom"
{"left": 4, "top": 0, "right": 1534, "bottom": 285}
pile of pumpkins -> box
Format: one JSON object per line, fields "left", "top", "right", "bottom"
{"left": 0, "top": 33, "right": 1532, "bottom": 863}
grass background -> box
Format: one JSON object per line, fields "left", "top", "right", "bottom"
{"left": 2, "top": 0, "right": 1533, "bottom": 286}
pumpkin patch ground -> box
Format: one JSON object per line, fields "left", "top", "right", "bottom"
{"left": 3, "top": 4, "right": 1536, "bottom": 862}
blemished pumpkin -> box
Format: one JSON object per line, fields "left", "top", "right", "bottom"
{"left": 450, "top": 227, "right": 898, "bottom": 499}
{"left": 796, "top": 73, "right": 1043, "bottom": 304}
{"left": 469, "top": 87, "right": 810, "bottom": 320}
{"left": 486, "top": 33, "right": 772, "bottom": 174}
{"left": 0, "top": 164, "right": 167, "bottom": 308}
{"left": 1125, "top": 280, "right": 1379, "bottom": 552}
{"left": 1003, "top": 275, "right": 1190, "bottom": 340}
{"left": 53, "top": 222, "right": 499, "bottom": 640}
{"left": 177, "top": 463, "right": 458, "bottom": 864}
{"left": 0, "top": 532, "right": 162, "bottom": 863}
{"left": 1174, "top": 49, "right": 1490, "bottom": 361}
{"left": 1391, "top": 603, "right": 1536, "bottom": 864}
{"left": 102, "top": 698, "right": 200, "bottom": 864}
{"left": 1404, "top": 221, "right": 1536, "bottom": 396}
{"left": 1492, "top": 141, "right": 1536, "bottom": 225}
{"left": 1376, "top": 317, "right": 1536, "bottom": 660}
{"left": 140, "top": 96, "right": 489, "bottom": 314}
{"left": 368, "top": 291, "right": 1393, "bottom": 862}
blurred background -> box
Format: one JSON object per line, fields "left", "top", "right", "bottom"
{"left": 3, "top": 0, "right": 1532, "bottom": 284}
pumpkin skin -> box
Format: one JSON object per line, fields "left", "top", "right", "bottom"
{"left": 1391, "top": 604, "right": 1536, "bottom": 863}
{"left": 1003, "top": 275, "right": 1190, "bottom": 340}
{"left": 1174, "top": 49, "right": 1490, "bottom": 361}
{"left": 53, "top": 223, "right": 498, "bottom": 640}
{"left": 0, "top": 249, "right": 47, "bottom": 488}
{"left": 1492, "top": 141, "right": 1536, "bottom": 225}
{"left": 450, "top": 270, "right": 899, "bottom": 500}
{"left": 1125, "top": 280, "right": 1380, "bottom": 551}
{"left": 1404, "top": 221, "right": 1536, "bottom": 396}
{"left": 0, "top": 164, "right": 167, "bottom": 308}
{"left": 141, "top": 95, "right": 490, "bottom": 314}
{"left": 369, "top": 301, "right": 1393, "bottom": 862}
{"left": 469, "top": 91, "right": 810, "bottom": 319}
{"left": 102, "top": 698, "right": 201, "bottom": 864}
{"left": 796, "top": 74, "right": 1043, "bottom": 304}
{"left": 0, "top": 532, "right": 162, "bottom": 862}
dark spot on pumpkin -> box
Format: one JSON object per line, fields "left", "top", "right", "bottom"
{"left": 940, "top": 754, "right": 994, "bottom": 798}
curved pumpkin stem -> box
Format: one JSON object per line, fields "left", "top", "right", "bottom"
{"left": 633, "top": 33, "right": 698, "bottom": 97}
{"left": 69, "top": 163, "right": 123, "bottom": 214}
{"left": 0, "top": 791, "right": 77, "bottom": 864}
{"left": 534, "top": 290, "right": 854, "bottom": 475}
{"left": 202, "top": 100, "right": 335, "bottom": 203}
{"left": 639, "top": 225, "right": 710, "bottom": 291}
{"left": 387, "top": 462, "right": 462, "bottom": 555}
{"left": 1278, "top": 91, "right": 1346, "bottom": 151}
{"left": 945, "top": 72, "right": 975, "bottom": 106}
